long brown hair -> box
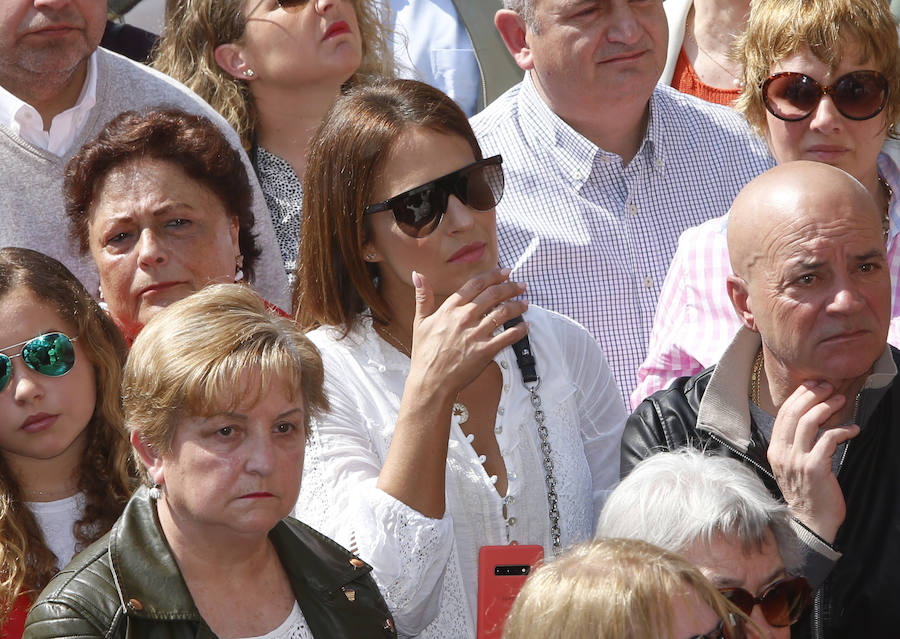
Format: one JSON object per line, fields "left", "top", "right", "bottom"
{"left": 0, "top": 248, "right": 134, "bottom": 625}
{"left": 293, "top": 78, "right": 483, "bottom": 333}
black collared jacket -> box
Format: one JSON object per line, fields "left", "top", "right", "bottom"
{"left": 621, "top": 328, "right": 900, "bottom": 639}
{"left": 23, "top": 486, "right": 396, "bottom": 639}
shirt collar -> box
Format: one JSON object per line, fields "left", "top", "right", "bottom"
{"left": 517, "top": 73, "right": 663, "bottom": 190}
{"left": 697, "top": 327, "right": 896, "bottom": 447}
{"left": 0, "top": 51, "right": 97, "bottom": 151}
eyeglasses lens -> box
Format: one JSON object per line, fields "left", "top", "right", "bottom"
{"left": 721, "top": 578, "right": 809, "bottom": 627}
{"left": 834, "top": 72, "right": 888, "bottom": 119}
{"left": 0, "top": 333, "right": 77, "bottom": 392}
{"left": 394, "top": 185, "right": 448, "bottom": 238}
{"left": 388, "top": 157, "right": 504, "bottom": 238}
{"left": 0, "top": 356, "right": 10, "bottom": 392}
{"left": 764, "top": 71, "right": 888, "bottom": 121}
{"left": 24, "top": 333, "right": 76, "bottom": 376}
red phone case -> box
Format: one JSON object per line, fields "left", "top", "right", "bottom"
{"left": 477, "top": 544, "right": 544, "bottom": 639}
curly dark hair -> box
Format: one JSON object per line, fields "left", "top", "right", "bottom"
{"left": 63, "top": 107, "right": 260, "bottom": 282}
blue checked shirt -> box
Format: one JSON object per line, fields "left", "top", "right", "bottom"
{"left": 471, "top": 73, "right": 774, "bottom": 406}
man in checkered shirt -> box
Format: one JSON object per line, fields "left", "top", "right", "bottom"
{"left": 472, "top": 0, "right": 773, "bottom": 406}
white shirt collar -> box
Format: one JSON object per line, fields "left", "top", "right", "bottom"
{"left": 0, "top": 51, "right": 98, "bottom": 155}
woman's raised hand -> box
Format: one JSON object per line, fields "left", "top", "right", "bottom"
{"left": 409, "top": 267, "right": 529, "bottom": 395}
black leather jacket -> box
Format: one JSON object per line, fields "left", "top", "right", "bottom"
{"left": 622, "top": 329, "right": 900, "bottom": 639}
{"left": 23, "top": 486, "right": 396, "bottom": 639}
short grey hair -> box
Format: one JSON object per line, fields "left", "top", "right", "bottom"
{"left": 597, "top": 449, "right": 801, "bottom": 572}
{"left": 503, "top": 0, "right": 539, "bottom": 32}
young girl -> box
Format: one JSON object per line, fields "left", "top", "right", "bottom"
{"left": 0, "top": 248, "right": 133, "bottom": 637}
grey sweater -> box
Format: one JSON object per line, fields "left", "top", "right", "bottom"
{"left": 0, "top": 47, "right": 289, "bottom": 308}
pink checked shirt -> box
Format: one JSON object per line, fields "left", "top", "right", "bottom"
{"left": 631, "top": 153, "right": 900, "bottom": 408}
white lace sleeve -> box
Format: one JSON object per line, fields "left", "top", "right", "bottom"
{"left": 550, "top": 313, "right": 628, "bottom": 512}
{"left": 294, "top": 333, "right": 455, "bottom": 637}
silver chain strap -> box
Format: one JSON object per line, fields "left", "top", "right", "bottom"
{"left": 526, "top": 378, "right": 562, "bottom": 555}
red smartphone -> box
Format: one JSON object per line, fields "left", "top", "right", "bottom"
{"left": 477, "top": 544, "right": 544, "bottom": 639}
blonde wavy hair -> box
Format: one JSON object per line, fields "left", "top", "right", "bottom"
{"left": 0, "top": 248, "right": 134, "bottom": 627}
{"left": 734, "top": 0, "right": 900, "bottom": 139}
{"left": 502, "top": 538, "right": 749, "bottom": 639}
{"left": 151, "top": 0, "right": 393, "bottom": 149}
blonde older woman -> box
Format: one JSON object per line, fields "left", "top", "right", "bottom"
{"left": 502, "top": 538, "right": 748, "bottom": 639}
{"left": 24, "top": 284, "right": 395, "bottom": 639}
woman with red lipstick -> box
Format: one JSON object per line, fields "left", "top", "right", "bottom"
{"left": 152, "top": 0, "right": 392, "bottom": 283}
{"left": 24, "top": 284, "right": 396, "bottom": 639}
{"left": 0, "top": 248, "right": 133, "bottom": 639}
{"left": 292, "top": 79, "right": 626, "bottom": 638}
{"left": 634, "top": 0, "right": 900, "bottom": 406}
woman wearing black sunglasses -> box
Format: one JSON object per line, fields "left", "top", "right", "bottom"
{"left": 152, "top": 0, "right": 392, "bottom": 283}
{"left": 292, "top": 78, "right": 626, "bottom": 638}
{"left": 634, "top": 0, "right": 900, "bottom": 405}
{"left": 0, "top": 248, "right": 133, "bottom": 639}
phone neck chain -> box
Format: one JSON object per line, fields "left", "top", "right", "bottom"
{"left": 504, "top": 316, "right": 562, "bottom": 556}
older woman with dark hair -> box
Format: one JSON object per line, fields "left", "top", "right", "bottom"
{"left": 293, "top": 78, "right": 625, "bottom": 637}
{"left": 598, "top": 450, "right": 810, "bottom": 639}
{"left": 635, "top": 0, "right": 900, "bottom": 405}
{"left": 63, "top": 108, "right": 267, "bottom": 342}
{"left": 23, "top": 284, "right": 396, "bottom": 639}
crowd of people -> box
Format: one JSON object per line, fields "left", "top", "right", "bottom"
{"left": 2, "top": 0, "right": 900, "bottom": 638}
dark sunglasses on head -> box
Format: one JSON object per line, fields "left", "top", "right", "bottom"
{"left": 363, "top": 155, "right": 504, "bottom": 238}
{"left": 720, "top": 576, "right": 810, "bottom": 628}
{"left": 0, "top": 333, "right": 77, "bottom": 393}
{"left": 762, "top": 70, "right": 889, "bottom": 122}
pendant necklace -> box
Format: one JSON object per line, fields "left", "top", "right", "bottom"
{"left": 377, "top": 323, "right": 470, "bottom": 424}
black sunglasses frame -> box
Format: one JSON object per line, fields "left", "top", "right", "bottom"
{"left": 761, "top": 70, "right": 890, "bottom": 122}
{"left": 719, "top": 576, "right": 810, "bottom": 628}
{"left": 363, "top": 155, "right": 504, "bottom": 238}
{"left": 0, "top": 332, "right": 78, "bottom": 393}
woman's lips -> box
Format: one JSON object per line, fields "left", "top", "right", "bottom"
{"left": 448, "top": 242, "right": 486, "bottom": 263}
{"left": 137, "top": 281, "right": 184, "bottom": 298}
{"left": 324, "top": 20, "right": 351, "bottom": 40}
{"left": 21, "top": 413, "right": 58, "bottom": 433}
{"left": 240, "top": 492, "right": 275, "bottom": 499}
{"left": 805, "top": 146, "right": 848, "bottom": 162}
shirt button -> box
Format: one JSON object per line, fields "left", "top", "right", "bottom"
{"left": 508, "top": 471, "right": 518, "bottom": 481}
{"left": 500, "top": 360, "right": 509, "bottom": 369}
{"left": 655, "top": 157, "right": 664, "bottom": 168}
{"left": 644, "top": 276, "right": 654, "bottom": 289}
{"left": 627, "top": 203, "right": 638, "bottom": 216}
{"left": 494, "top": 425, "right": 503, "bottom": 435}
{"left": 505, "top": 495, "right": 516, "bottom": 506}
{"left": 508, "top": 517, "right": 517, "bottom": 526}
{"left": 497, "top": 407, "right": 505, "bottom": 415}
{"left": 128, "top": 598, "right": 143, "bottom": 611}
{"left": 503, "top": 384, "right": 510, "bottom": 393}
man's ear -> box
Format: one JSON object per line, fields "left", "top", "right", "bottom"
{"left": 495, "top": 9, "right": 534, "bottom": 71}
{"left": 727, "top": 274, "right": 757, "bottom": 331}
{"left": 214, "top": 42, "right": 254, "bottom": 81}
{"left": 130, "top": 430, "right": 166, "bottom": 487}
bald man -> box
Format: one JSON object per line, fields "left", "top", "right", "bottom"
{"left": 621, "top": 162, "right": 900, "bottom": 637}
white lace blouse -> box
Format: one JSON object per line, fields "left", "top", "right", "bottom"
{"left": 294, "top": 306, "right": 625, "bottom": 637}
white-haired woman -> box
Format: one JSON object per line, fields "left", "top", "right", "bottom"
{"left": 598, "top": 449, "right": 810, "bottom": 639}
